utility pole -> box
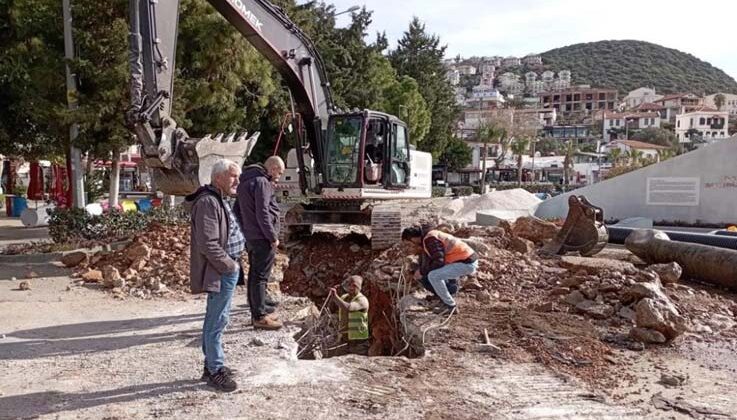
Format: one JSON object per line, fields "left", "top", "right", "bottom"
{"left": 62, "top": 0, "right": 85, "bottom": 208}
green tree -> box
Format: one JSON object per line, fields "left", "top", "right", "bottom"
{"left": 714, "top": 93, "right": 726, "bottom": 110}
{"left": 476, "top": 120, "right": 508, "bottom": 193}
{"left": 390, "top": 17, "right": 458, "bottom": 159}
{"left": 381, "top": 75, "right": 431, "bottom": 145}
{"left": 607, "top": 148, "right": 622, "bottom": 167}
{"left": 562, "top": 141, "right": 575, "bottom": 186}
{"left": 0, "top": 0, "right": 68, "bottom": 160}
{"left": 626, "top": 148, "right": 643, "bottom": 165}
{"left": 631, "top": 127, "right": 678, "bottom": 148}
{"left": 510, "top": 138, "right": 530, "bottom": 186}
{"left": 440, "top": 136, "right": 472, "bottom": 171}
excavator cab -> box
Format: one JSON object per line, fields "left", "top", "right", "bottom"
{"left": 323, "top": 111, "right": 410, "bottom": 189}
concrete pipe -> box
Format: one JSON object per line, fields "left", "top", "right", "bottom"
{"left": 625, "top": 229, "right": 737, "bottom": 290}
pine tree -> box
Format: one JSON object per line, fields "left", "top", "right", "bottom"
{"left": 389, "top": 17, "right": 458, "bottom": 159}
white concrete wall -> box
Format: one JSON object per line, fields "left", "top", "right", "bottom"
{"left": 535, "top": 137, "right": 737, "bottom": 224}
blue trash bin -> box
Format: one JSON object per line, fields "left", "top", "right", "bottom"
{"left": 11, "top": 196, "right": 27, "bottom": 217}
{"left": 137, "top": 198, "right": 152, "bottom": 213}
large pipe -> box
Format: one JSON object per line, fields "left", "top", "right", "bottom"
{"left": 625, "top": 229, "right": 737, "bottom": 290}
{"left": 609, "top": 226, "right": 737, "bottom": 250}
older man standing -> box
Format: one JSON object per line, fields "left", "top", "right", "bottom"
{"left": 235, "top": 156, "right": 285, "bottom": 330}
{"left": 186, "top": 159, "right": 244, "bottom": 392}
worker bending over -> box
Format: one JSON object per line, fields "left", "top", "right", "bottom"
{"left": 329, "top": 275, "right": 370, "bottom": 355}
{"left": 402, "top": 226, "right": 478, "bottom": 314}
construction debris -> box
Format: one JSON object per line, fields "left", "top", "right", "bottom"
{"left": 73, "top": 223, "right": 193, "bottom": 298}
{"left": 63, "top": 205, "right": 737, "bottom": 392}
{"left": 60, "top": 251, "right": 88, "bottom": 268}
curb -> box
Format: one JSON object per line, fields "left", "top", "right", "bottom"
{"left": 0, "top": 252, "right": 64, "bottom": 264}
{"left": 0, "top": 240, "right": 130, "bottom": 265}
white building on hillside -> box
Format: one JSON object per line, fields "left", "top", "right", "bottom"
{"left": 502, "top": 56, "right": 521, "bottom": 67}
{"left": 603, "top": 140, "right": 670, "bottom": 162}
{"left": 456, "top": 64, "right": 477, "bottom": 76}
{"left": 624, "top": 87, "right": 664, "bottom": 109}
{"left": 675, "top": 107, "right": 730, "bottom": 143}
{"left": 446, "top": 68, "right": 460, "bottom": 86}
{"left": 603, "top": 112, "right": 662, "bottom": 141}
{"left": 704, "top": 93, "right": 737, "bottom": 117}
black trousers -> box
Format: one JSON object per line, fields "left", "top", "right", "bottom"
{"left": 246, "top": 239, "right": 275, "bottom": 320}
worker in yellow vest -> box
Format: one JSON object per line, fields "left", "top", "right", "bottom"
{"left": 329, "top": 275, "right": 370, "bottom": 355}
{"left": 402, "top": 226, "right": 478, "bottom": 314}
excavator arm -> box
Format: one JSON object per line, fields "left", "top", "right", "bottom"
{"left": 127, "top": 0, "right": 334, "bottom": 194}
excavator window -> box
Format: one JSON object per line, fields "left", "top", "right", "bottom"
{"left": 326, "top": 115, "right": 362, "bottom": 185}
{"left": 387, "top": 123, "right": 410, "bottom": 187}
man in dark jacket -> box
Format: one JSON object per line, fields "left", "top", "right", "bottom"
{"left": 402, "top": 225, "right": 478, "bottom": 314}
{"left": 235, "top": 156, "right": 285, "bottom": 330}
{"left": 186, "top": 159, "right": 244, "bottom": 392}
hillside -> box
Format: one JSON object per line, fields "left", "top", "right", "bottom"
{"left": 539, "top": 40, "right": 737, "bottom": 95}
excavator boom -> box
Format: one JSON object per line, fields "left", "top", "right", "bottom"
{"left": 127, "top": 0, "right": 334, "bottom": 194}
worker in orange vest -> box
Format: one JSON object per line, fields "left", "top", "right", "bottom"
{"left": 401, "top": 226, "right": 478, "bottom": 314}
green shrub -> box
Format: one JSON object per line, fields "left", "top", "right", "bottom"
{"left": 451, "top": 186, "right": 473, "bottom": 196}
{"left": 431, "top": 186, "right": 447, "bottom": 197}
{"left": 48, "top": 205, "right": 189, "bottom": 244}
{"left": 489, "top": 183, "right": 557, "bottom": 194}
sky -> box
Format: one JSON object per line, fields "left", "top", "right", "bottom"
{"left": 325, "top": 0, "right": 737, "bottom": 81}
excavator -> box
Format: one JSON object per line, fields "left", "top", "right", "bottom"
{"left": 125, "top": 0, "right": 433, "bottom": 249}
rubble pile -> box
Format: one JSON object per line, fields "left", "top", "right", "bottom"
{"left": 280, "top": 232, "right": 375, "bottom": 300}
{"left": 71, "top": 223, "right": 193, "bottom": 299}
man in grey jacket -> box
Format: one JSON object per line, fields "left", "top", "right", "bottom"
{"left": 235, "top": 156, "right": 285, "bottom": 330}
{"left": 186, "top": 159, "right": 244, "bottom": 392}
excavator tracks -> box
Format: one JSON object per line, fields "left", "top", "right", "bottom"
{"left": 370, "top": 205, "right": 403, "bottom": 250}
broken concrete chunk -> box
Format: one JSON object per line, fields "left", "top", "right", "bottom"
{"left": 82, "top": 269, "right": 103, "bottom": 283}
{"left": 575, "top": 300, "right": 615, "bottom": 319}
{"left": 629, "top": 327, "right": 667, "bottom": 344}
{"left": 559, "top": 256, "right": 637, "bottom": 275}
{"left": 509, "top": 236, "right": 535, "bottom": 254}
{"left": 125, "top": 242, "right": 151, "bottom": 262}
{"left": 646, "top": 262, "right": 682, "bottom": 285}
{"left": 511, "top": 216, "right": 559, "bottom": 244}
{"left": 564, "top": 290, "right": 586, "bottom": 306}
{"left": 635, "top": 297, "right": 687, "bottom": 341}
{"left": 60, "top": 251, "right": 87, "bottom": 268}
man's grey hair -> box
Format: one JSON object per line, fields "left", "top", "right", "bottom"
{"left": 210, "top": 159, "right": 241, "bottom": 180}
{"left": 264, "top": 155, "right": 285, "bottom": 170}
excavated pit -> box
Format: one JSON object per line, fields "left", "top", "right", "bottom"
{"left": 279, "top": 231, "right": 425, "bottom": 359}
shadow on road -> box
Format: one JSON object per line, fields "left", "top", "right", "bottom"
{"left": 0, "top": 379, "right": 203, "bottom": 418}
{"left": 0, "top": 310, "right": 249, "bottom": 360}
{"left": 0, "top": 263, "right": 71, "bottom": 281}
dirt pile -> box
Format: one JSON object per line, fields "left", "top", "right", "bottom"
{"left": 280, "top": 218, "right": 737, "bottom": 390}
{"left": 72, "top": 223, "right": 193, "bottom": 299}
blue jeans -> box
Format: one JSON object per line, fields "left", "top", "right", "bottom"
{"left": 202, "top": 268, "right": 239, "bottom": 375}
{"left": 424, "top": 261, "right": 478, "bottom": 307}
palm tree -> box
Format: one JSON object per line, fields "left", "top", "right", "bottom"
{"left": 608, "top": 148, "right": 622, "bottom": 168}
{"left": 562, "top": 141, "right": 575, "bottom": 187}
{"left": 476, "top": 121, "right": 507, "bottom": 193}
{"left": 657, "top": 148, "right": 675, "bottom": 162}
{"left": 510, "top": 138, "right": 530, "bottom": 186}
{"left": 626, "top": 149, "right": 643, "bottom": 166}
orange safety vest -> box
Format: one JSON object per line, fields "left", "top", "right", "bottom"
{"left": 423, "top": 230, "right": 475, "bottom": 264}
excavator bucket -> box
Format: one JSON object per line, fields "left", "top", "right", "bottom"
{"left": 542, "top": 195, "right": 608, "bottom": 257}
{"left": 151, "top": 132, "right": 260, "bottom": 196}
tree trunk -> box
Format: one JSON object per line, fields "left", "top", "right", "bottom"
{"left": 109, "top": 149, "right": 121, "bottom": 209}
{"left": 517, "top": 155, "right": 523, "bottom": 186}
{"left": 480, "top": 143, "right": 488, "bottom": 194}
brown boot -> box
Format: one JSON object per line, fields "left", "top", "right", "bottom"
{"left": 253, "top": 315, "right": 283, "bottom": 330}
